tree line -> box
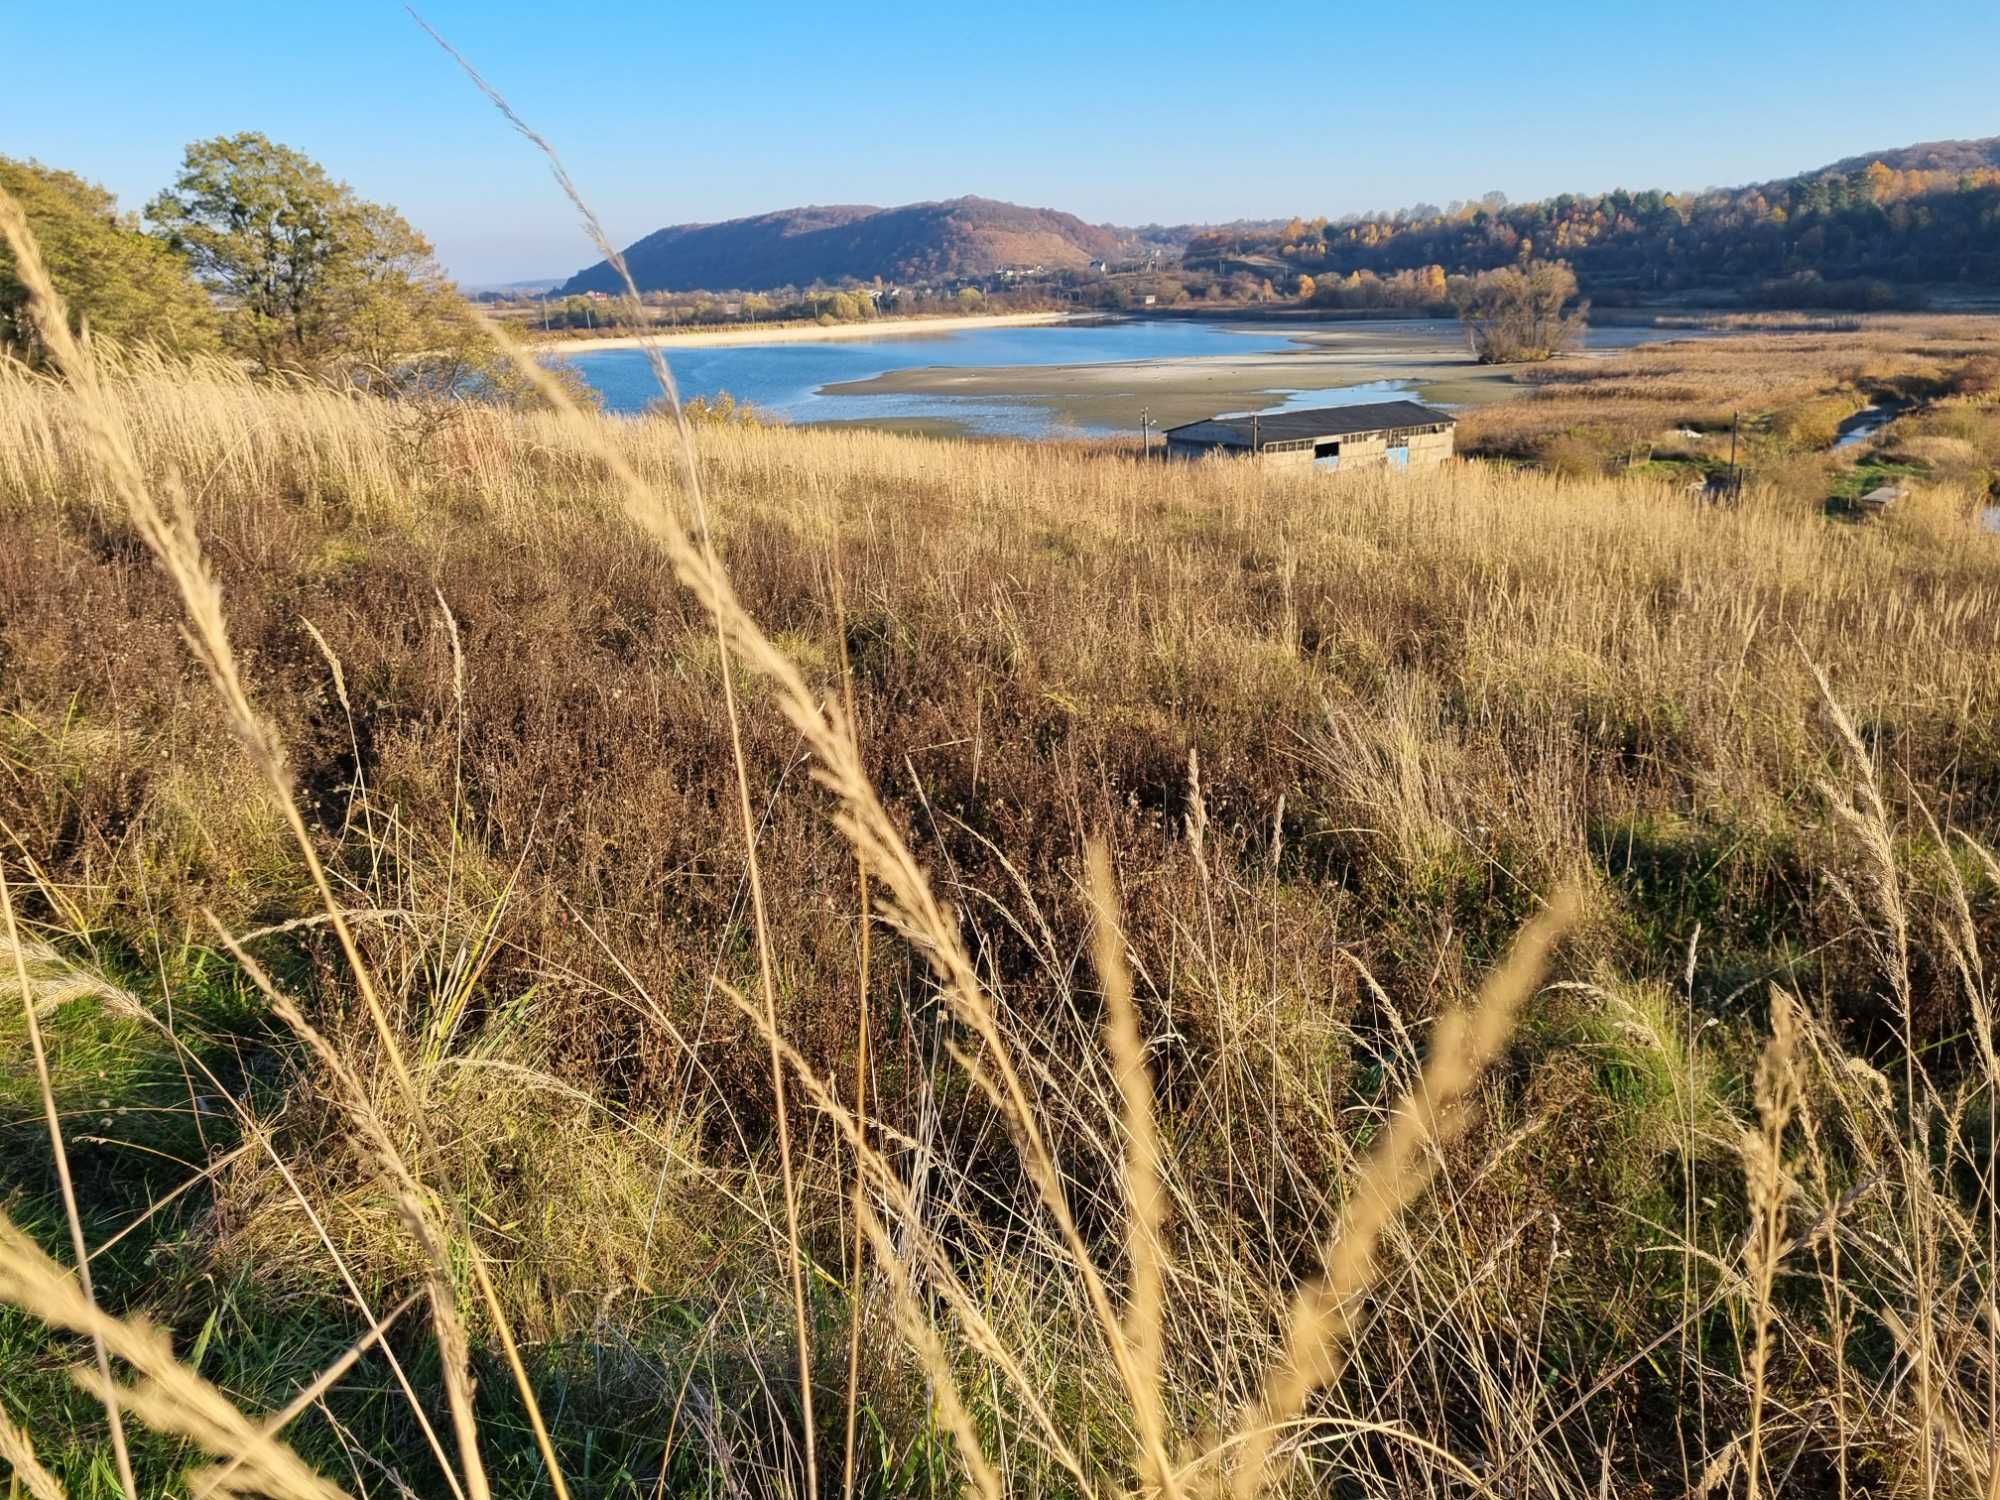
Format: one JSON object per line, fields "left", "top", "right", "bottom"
{"left": 1183, "top": 161, "right": 2000, "bottom": 306}
{"left": 525, "top": 283, "right": 995, "bottom": 334}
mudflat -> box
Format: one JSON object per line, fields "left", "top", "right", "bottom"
{"left": 821, "top": 319, "right": 1537, "bottom": 430}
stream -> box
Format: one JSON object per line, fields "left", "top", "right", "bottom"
{"left": 1834, "top": 400, "right": 1906, "bottom": 449}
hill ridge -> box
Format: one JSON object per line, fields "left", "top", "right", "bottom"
{"left": 560, "top": 135, "right": 2000, "bottom": 298}
{"left": 561, "top": 195, "right": 1123, "bottom": 295}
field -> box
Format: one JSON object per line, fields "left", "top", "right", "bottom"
{"left": 3, "top": 316, "right": 2000, "bottom": 1500}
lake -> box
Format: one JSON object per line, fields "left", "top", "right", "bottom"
{"left": 558, "top": 317, "right": 1701, "bottom": 437}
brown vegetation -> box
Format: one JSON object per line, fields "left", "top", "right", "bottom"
{"left": 1452, "top": 260, "right": 1588, "bottom": 364}
{"left": 1, "top": 320, "right": 1999, "bottom": 1494}
{"left": 1458, "top": 314, "right": 2000, "bottom": 490}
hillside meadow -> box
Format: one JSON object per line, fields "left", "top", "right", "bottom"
{"left": 2, "top": 332, "right": 2000, "bottom": 1499}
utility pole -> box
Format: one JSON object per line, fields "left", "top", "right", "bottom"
{"left": 1729, "top": 410, "right": 1740, "bottom": 500}
{"left": 1140, "top": 406, "right": 1154, "bottom": 458}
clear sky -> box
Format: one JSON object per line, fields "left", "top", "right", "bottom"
{"left": 7, "top": 0, "right": 1997, "bottom": 286}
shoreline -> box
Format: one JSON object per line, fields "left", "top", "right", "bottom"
{"left": 821, "top": 323, "right": 1537, "bottom": 432}
{"left": 534, "top": 310, "right": 1077, "bottom": 356}
{"left": 548, "top": 314, "right": 1713, "bottom": 436}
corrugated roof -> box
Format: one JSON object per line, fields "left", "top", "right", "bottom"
{"left": 1165, "top": 399, "right": 1453, "bottom": 447}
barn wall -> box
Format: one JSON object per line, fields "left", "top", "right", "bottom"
{"left": 1407, "top": 428, "right": 1455, "bottom": 467}
{"left": 1336, "top": 435, "right": 1390, "bottom": 468}
{"left": 1257, "top": 446, "right": 1315, "bottom": 470}
{"left": 1172, "top": 422, "right": 1456, "bottom": 470}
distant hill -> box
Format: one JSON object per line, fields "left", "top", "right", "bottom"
{"left": 560, "top": 197, "right": 1124, "bottom": 294}
{"left": 1814, "top": 136, "right": 2000, "bottom": 178}
{"left": 561, "top": 136, "right": 2000, "bottom": 302}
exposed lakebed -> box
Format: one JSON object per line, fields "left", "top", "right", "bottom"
{"left": 560, "top": 317, "right": 1707, "bottom": 437}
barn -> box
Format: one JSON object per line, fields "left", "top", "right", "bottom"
{"left": 1163, "top": 399, "right": 1455, "bottom": 471}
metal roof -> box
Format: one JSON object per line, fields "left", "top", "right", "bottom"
{"left": 1164, "top": 399, "right": 1453, "bottom": 448}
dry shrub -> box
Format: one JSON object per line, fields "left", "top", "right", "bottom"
{"left": 1539, "top": 427, "right": 1620, "bottom": 477}
{"left": 1769, "top": 394, "right": 1861, "bottom": 452}
{"left": 1754, "top": 450, "right": 1835, "bottom": 507}
{"left": 1950, "top": 353, "right": 2000, "bottom": 397}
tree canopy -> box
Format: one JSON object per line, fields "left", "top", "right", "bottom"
{"left": 0, "top": 156, "right": 219, "bottom": 365}
{"left": 1452, "top": 260, "right": 1588, "bottom": 363}
{"left": 1184, "top": 160, "right": 2000, "bottom": 306}
{"left": 146, "top": 133, "right": 491, "bottom": 389}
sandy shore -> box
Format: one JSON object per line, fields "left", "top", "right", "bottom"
{"left": 535, "top": 310, "right": 1074, "bottom": 356}
{"left": 823, "top": 321, "right": 1533, "bottom": 431}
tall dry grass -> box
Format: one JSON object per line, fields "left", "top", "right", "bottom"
{"left": 2, "top": 195, "right": 2000, "bottom": 1497}
{"left": 1458, "top": 315, "right": 2000, "bottom": 478}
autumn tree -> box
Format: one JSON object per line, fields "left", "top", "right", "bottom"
{"left": 147, "top": 133, "right": 488, "bottom": 390}
{"left": 1, "top": 156, "right": 218, "bottom": 365}
{"left": 1451, "top": 259, "right": 1588, "bottom": 363}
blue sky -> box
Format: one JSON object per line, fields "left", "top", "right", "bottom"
{"left": 6, "top": 1, "right": 1997, "bottom": 285}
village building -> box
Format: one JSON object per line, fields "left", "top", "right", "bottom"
{"left": 1163, "top": 399, "right": 1455, "bottom": 471}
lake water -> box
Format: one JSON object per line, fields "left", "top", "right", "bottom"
{"left": 559, "top": 317, "right": 1697, "bottom": 437}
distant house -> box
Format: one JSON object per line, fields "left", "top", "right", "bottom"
{"left": 1164, "top": 400, "right": 1455, "bottom": 471}
{"left": 1142, "top": 294, "right": 1157, "bottom": 307}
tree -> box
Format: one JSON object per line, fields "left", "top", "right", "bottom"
{"left": 1, "top": 156, "right": 218, "bottom": 365}
{"left": 1452, "top": 259, "right": 1588, "bottom": 363}
{"left": 1294, "top": 273, "right": 1317, "bottom": 302}
{"left": 147, "top": 133, "right": 481, "bottom": 385}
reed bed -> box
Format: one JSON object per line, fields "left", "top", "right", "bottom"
{"left": 1458, "top": 314, "right": 2000, "bottom": 470}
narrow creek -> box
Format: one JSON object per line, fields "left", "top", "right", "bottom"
{"left": 1834, "top": 399, "right": 1908, "bottom": 449}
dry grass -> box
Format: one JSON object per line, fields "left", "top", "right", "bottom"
{"left": 2, "top": 210, "right": 2000, "bottom": 1497}
{"left": 1459, "top": 315, "right": 2000, "bottom": 475}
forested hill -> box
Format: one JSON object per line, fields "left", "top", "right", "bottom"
{"left": 1815, "top": 136, "right": 2000, "bottom": 178}
{"left": 562, "top": 139, "right": 2000, "bottom": 302}
{"left": 561, "top": 197, "right": 1123, "bottom": 294}
{"left": 1182, "top": 136, "right": 2000, "bottom": 304}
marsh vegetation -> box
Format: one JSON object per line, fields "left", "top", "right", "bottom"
{"left": 3, "top": 187, "right": 2000, "bottom": 1500}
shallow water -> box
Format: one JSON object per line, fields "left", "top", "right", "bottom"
{"left": 1835, "top": 404, "right": 1900, "bottom": 449}
{"left": 560, "top": 317, "right": 1698, "bottom": 436}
